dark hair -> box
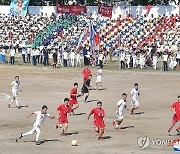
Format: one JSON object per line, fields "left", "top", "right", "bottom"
{"left": 42, "top": 105, "right": 48, "bottom": 109}
{"left": 97, "top": 101, "right": 102, "bottom": 105}
{"left": 15, "top": 76, "right": 19, "bottom": 79}
{"left": 89, "top": 74, "right": 92, "bottom": 77}
{"left": 178, "top": 95, "right": 180, "bottom": 99}
{"left": 74, "top": 82, "right": 78, "bottom": 86}
{"left": 64, "top": 98, "right": 69, "bottom": 102}
{"left": 134, "top": 83, "right": 138, "bottom": 86}
{"left": 122, "top": 93, "right": 127, "bottom": 96}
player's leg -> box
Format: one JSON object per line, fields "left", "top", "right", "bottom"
{"left": 168, "top": 115, "right": 178, "bottom": 134}
{"left": 15, "top": 96, "right": 20, "bottom": 108}
{"left": 35, "top": 127, "right": 41, "bottom": 145}
{"left": 115, "top": 119, "right": 123, "bottom": 129}
{"left": 62, "top": 123, "right": 68, "bottom": 135}
{"left": 99, "top": 82, "right": 102, "bottom": 90}
{"left": 84, "top": 93, "right": 89, "bottom": 103}
{"left": 9, "top": 96, "right": 15, "bottom": 108}
{"left": 95, "top": 127, "right": 99, "bottom": 133}
{"left": 17, "top": 127, "right": 36, "bottom": 142}
{"left": 98, "top": 128, "right": 104, "bottom": 140}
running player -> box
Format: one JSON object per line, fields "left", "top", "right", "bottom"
{"left": 69, "top": 83, "right": 81, "bottom": 115}
{"left": 168, "top": 95, "right": 180, "bottom": 135}
{"left": 130, "top": 83, "right": 140, "bottom": 115}
{"left": 81, "top": 74, "right": 92, "bottom": 103}
{"left": 8, "top": 76, "right": 22, "bottom": 109}
{"left": 112, "top": 93, "right": 129, "bottom": 129}
{"left": 56, "top": 98, "right": 72, "bottom": 136}
{"left": 16, "top": 105, "right": 55, "bottom": 145}
{"left": 88, "top": 101, "right": 105, "bottom": 140}
{"left": 82, "top": 65, "right": 91, "bottom": 82}
{"left": 95, "top": 66, "right": 103, "bottom": 90}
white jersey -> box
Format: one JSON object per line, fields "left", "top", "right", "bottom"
{"left": 11, "top": 81, "right": 20, "bottom": 92}
{"left": 33, "top": 111, "right": 50, "bottom": 127}
{"left": 131, "top": 88, "right": 140, "bottom": 100}
{"left": 117, "top": 99, "right": 127, "bottom": 114}
{"left": 97, "top": 68, "right": 102, "bottom": 77}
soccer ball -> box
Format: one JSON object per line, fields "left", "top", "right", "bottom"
{"left": 71, "top": 140, "right": 78, "bottom": 146}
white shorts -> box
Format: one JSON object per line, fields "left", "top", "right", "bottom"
{"left": 131, "top": 99, "right": 139, "bottom": 107}
{"left": 96, "top": 76, "right": 102, "bottom": 83}
{"left": 12, "top": 91, "right": 18, "bottom": 97}
{"left": 116, "top": 112, "right": 124, "bottom": 120}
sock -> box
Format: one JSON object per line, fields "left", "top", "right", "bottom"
{"left": 9, "top": 100, "right": 14, "bottom": 105}
{"left": 85, "top": 96, "right": 88, "bottom": 101}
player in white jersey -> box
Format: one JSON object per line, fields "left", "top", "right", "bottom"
{"left": 95, "top": 66, "right": 103, "bottom": 90}
{"left": 8, "top": 76, "right": 22, "bottom": 109}
{"left": 130, "top": 83, "right": 140, "bottom": 115}
{"left": 112, "top": 93, "right": 129, "bottom": 129}
{"left": 16, "top": 105, "right": 55, "bottom": 145}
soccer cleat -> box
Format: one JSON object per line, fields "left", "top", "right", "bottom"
{"left": 16, "top": 134, "right": 23, "bottom": 142}
{"left": 36, "top": 141, "right": 41, "bottom": 145}
{"left": 60, "top": 133, "right": 65, "bottom": 136}
{"left": 8, "top": 104, "right": 10, "bottom": 108}
{"left": 112, "top": 120, "right": 115, "bottom": 126}
{"left": 98, "top": 137, "right": 103, "bottom": 140}
{"left": 56, "top": 125, "right": 58, "bottom": 129}
{"left": 17, "top": 106, "right": 21, "bottom": 109}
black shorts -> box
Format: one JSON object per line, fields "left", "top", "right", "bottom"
{"left": 81, "top": 86, "right": 89, "bottom": 94}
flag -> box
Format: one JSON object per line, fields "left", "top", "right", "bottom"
{"left": 9, "top": 0, "right": 30, "bottom": 16}
{"left": 145, "top": 5, "right": 152, "bottom": 15}
{"left": 90, "top": 21, "right": 96, "bottom": 55}
{"left": 76, "top": 28, "right": 89, "bottom": 50}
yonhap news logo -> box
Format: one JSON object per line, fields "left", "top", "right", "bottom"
{"left": 137, "top": 136, "right": 180, "bottom": 152}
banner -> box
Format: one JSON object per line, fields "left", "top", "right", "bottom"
{"left": 98, "top": 4, "right": 113, "bottom": 18}
{"left": 8, "top": 0, "right": 30, "bottom": 16}
{"left": 56, "top": 4, "right": 87, "bottom": 15}
{"left": 145, "top": 5, "right": 152, "bottom": 15}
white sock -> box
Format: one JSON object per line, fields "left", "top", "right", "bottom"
{"left": 9, "top": 100, "right": 14, "bottom": 105}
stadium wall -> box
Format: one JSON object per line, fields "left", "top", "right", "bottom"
{"left": 0, "top": 5, "right": 179, "bottom": 18}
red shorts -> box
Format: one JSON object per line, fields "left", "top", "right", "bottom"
{"left": 173, "top": 114, "right": 180, "bottom": 122}
{"left": 58, "top": 117, "right": 68, "bottom": 124}
{"left": 69, "top": 99, "right": 78, "bottom": 107}
{"left": 94, "top": 120, "right": 105, "bottom": 128}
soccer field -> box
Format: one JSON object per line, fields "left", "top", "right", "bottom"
{"left": 0, "top": 64, "right": 179, "bottom": 154}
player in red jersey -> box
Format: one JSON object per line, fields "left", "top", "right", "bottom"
{"left": 69, "top": 83, "right": 81, "bottom": 115}
{"left": 56, "top": 98, "right": 72, "bottom": 136}
{"left": 82, "top": 65, "right": 91, "bottom": 82}
{"left": 88, "top": 101, "right": 105, "bottom": 140}
{"left": 168, "top": 95, "right": 180, "bottom": 135}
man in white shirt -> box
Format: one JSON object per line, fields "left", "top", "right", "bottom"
{"left": 62, "top": 50, "right": 68, "bottom": 67}
{"left": 162, "top": 51, "right": 169, "bottom": 71}
{"left": 9, "top": 47, "right": 15, "bottom": 65}
{"left": 120, "top": 51, "right": 125, "bottom": 69}
{"left": 8, "top": 76, "right": 22, "bottom": 108}
{"left": 112, "top": 93, "right": 129, "bottom": 129}
{"left": 70, "top": 50, "right": 75, "bottom": 67}
{"left": 176, "top": 50, "right": 180, "bottom": 68}
{"left": 153, "top": 53, "right": 158, "bottom": 70}
{"left": 130, "top": 83, "right": 140, "bottom": 115}
{"left": 16, "top": 105, "right": 55, "bottom": 145}
{"left": 95, "top": 66, "right": 103, "bottom": 90}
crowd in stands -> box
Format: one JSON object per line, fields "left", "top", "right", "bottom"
{"left": 0, "top": 12, "right": 180, "bottom": 71}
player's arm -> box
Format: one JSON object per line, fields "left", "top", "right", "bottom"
{"left": 56, "top": 110, "right": 60, "bottom": 119}
{"left": 171, "top": 107, "right": 176, "bottom": 114}
{"left": 87, "top": 110, "right": 93, "bottom": 120}
{"left": 49, "top": 115, "right": 55, "bottom": 119}
{"left": 125, "top": 105, "right": 129, "bottom": 110}
{"left": 27, "top": 112, "right": 34, "bottom": 118}
{"left": 116, "top": 105, "right": 119, "bottom": 114}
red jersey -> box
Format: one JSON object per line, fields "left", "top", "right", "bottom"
{"left": 172, "top": 102, "right": 180, "bottom": 116}
{"left": 82, "top": 68, "right": 91, "bottom": 81}
{"left": 57, "top": 104, "right": 71, "bottom": 118}
{"left": 70, "top": 88, "right": 77, "bottom": 100}
{"left": 90, "top": 108, "right": 105, "bottom": 122}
